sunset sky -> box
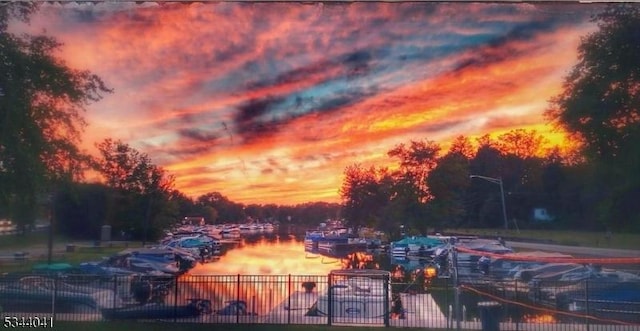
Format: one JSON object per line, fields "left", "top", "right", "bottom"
{"left": 8, "top": 2, "right": 609, "bottom": 205}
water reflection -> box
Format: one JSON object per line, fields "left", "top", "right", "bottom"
{"left": 191, "top": 234, "right": 340, "bottom": 276}
{"left": 182, "top": 234, "right": 637, "bottom": 325}
{"left": 192, "top": 233, "right": 440, "bottom": 287}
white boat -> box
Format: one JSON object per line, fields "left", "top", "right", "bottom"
{"left": 163, "top": 235, "right": 221, "bottom": 257}
{"left": 315, "top": 270, "right": 392, "bottom": 318}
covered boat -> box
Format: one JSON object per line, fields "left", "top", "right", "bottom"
{"left": 390, "top": 236, "right": 444, "bottom": 259}
{"left": 101, "top": 298, "right": 212, "bottom": 320}
{"left": 0, "top": 276, "right": 122, "bottom": 313}
{"left": 315, "top": 269, "right": 392, "bottom": 319}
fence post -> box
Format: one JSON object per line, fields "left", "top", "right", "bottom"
{"left": 52, "top": 275, "right": 58, "bottom": 321}
{"left": 174, "top": 275, "right": 179, "bottom": 323}
{"left": 113, "top": 275, "right": 118, "bottom": 310}
{"left": 383, "top": 273, "right": 390, "bottom": 327}
{"left": 452, "top": 248, "right": 461, "bottom": 331}
{"left": 444, "top": 276, "right": 450, "bottom": 330}
{"left": 515, "top": 279, "right": 519, "bottom": 331}
{"left": 585, "top": 279, "right": 590, "bottom": 331}
{"left": 237, "top": 274, "right": 241, "bottom": 324}
{"left": 287, "top": 274, "right": 292, "bottom": 324}
{"left": 327, "top": 272, "right": 332, "bottom": 326}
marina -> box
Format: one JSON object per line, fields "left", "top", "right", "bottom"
{"left": 2, "top": 229, "right": 640, "bottom": 328}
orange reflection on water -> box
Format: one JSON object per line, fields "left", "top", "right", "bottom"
{"left": 341, "top": 251, "right": 378, "bottom": 270}
{"left": 189, "top": 237, "right": 340, "bottom": 276}
{"left": 523, "top": 314, "right": 557, "bottom": 324}
{"left": 179, "top": 237, "right": 338, "bottom": 314}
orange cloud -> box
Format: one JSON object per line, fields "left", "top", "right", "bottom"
{"left": 8, "top": 2, "right": 603, "bottom": 204}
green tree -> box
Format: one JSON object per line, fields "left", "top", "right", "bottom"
{"left": 387, "top": 140, "right": 441, "bottom": 202}
{"left": 467, "top": 139, "right": 504, "bottom": 228}
{"left": 427, "top": 151, "right": 470, "bottom": 228}
{"left": 196, "top": 192, "right": 244, "bottom": 223}
{"left": 95, "top": 139, "right": 174, "bottom": 242}
{"left": 546, "top": 5, "right": 640, "bottom": 231}
{"left": 54, "top": 183, "right": 108, "bottom": 239}
{"left": 169, "top": 190, "right": 196, "bottom": 220}
{"left": 339, "top": 164, "right": 389, "bottom": 231}
{"left": 496, "top": 129, "right": 549, "bottom": 160}
{"left": 496, "top": 129, "right": 550, "bottom": 227}
{"left": 0, "top": 3, "right": 110, "bottom": 233}
{"left": 448, "top": 135, "right": 475, "bottom": 159}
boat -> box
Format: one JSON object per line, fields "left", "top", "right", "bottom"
{"left": 0, "top": 276, "right": 122, "bottom": 312}
{"left": 478, "top": 251, "right": 574, "bottom": 279}
{"left": 101, "top": 298, "right": 212, "bottom": 320}
{"left": 304, "top": 230, "right": 326, "bottom": 253}
{"left": 162, "top": 234, "right": 221, "bottom": 259}
{"left": 562, "top": 281, "right": 640, "bottom": 322}
{"left": 215, "top": 300, "right": 257, "bottom": 315}
{"left": 79, "top": 248, "right": 196, "bottom": 277}
{"left": 220, "top": 224, "right": 240, "bottom": 235}
{"left": 317, "top": 237, "right": 369, "bottom": 257}
{"left": 390, "top": 236, "right": 444, "bottom": 260}
{"left": 304, "top": 227, "right": 368, "bottom": 257}
{"left": 449, "top": 237, "right": 514, "bottom": 275}
{"left": 511, "top": 263, "right": 583, "bottom": 283}
{"left": 454, "top": 237, "right": 513, "bottom": 258}
{"left": 314, "top": 269, "right": 392, "bottom": 318}
{"left": 528, "top": 265, "right": 640, "bottom": 313}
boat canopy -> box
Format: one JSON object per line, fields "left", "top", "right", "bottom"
{"left": 392, "top": 236, "right": 443, "bottom": 247}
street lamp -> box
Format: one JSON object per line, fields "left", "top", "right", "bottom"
{"left": 469, "top": 175, "right": 508, "bottom": 230}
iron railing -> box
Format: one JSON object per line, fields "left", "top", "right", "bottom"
{"left": 0, "top": 273, "right": 639, "bottom": 329}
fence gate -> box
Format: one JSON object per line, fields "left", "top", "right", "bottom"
{"left": 326, "top": 269, "right": 391, "bottom": 326}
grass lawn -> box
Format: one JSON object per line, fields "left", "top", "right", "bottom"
{"left": 0, "top": 231, "right": 58, "bottom": 250}
{"left": 0, "top": 233, "right": 143, "bottom": 274}
{"left": 54, "top": 322, "right": 443, "bottom": 331}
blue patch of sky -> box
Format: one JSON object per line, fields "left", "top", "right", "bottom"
{"left": 245, "top": 78, "right": 358, "bottom": 122}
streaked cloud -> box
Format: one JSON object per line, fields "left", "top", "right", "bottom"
{"left": 7, "top": 2, "right": 607, "bottom": 204}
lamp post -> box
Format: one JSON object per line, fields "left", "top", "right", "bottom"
{"left": 470, "top": 175, "right": 508, "bottom": 230}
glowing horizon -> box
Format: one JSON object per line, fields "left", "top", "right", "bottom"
{"left": 7, "top": 2, "right": 604, "bottom": 205}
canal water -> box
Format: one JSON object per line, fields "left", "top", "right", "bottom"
{"left": 185, "top": 233, "right": 492, "bottom": 321}
{"left": 184, "top": 232, "right": 639, "bottom": 325}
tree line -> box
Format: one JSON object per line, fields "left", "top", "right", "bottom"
{"left": 2, "top": 4, "right": 639, "bottom": 242}
{"left": 341, "top": 5, "right": 640, "bottom": 235}
{"left": 340, "top": 5, "right": 640, "bottom": 235}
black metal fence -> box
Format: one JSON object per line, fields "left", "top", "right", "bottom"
{"left": 1, "top": 272, "right": 639, "bottom": 329}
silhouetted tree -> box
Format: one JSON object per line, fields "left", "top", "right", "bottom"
{"left": 0, "top": 3, "right": 110, "bottom": 233}
{"left": 95, "top": 139, "right": 174, "bottom": 241}
{"left": 427, "top": 151, "right": 470, "bottom": 228}
{"left": 547, "top": 5, "right": 640, "bottom": 231}
{"left": 340, "top": 164, "right": 389, "bottom": 231}
{"left": 388, "top": 140, "right": 441, "bottom": 202}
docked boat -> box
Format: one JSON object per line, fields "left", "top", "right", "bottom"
{"left": 314, "top": 269, "right": 392, "bottom": 318}
{"left": 304, "top": 227, "right": 367, "bottom": 257}
{"left": 528, "top": 265, "right": 640, "bottom": 315}
{"left": 215, "top": 300, "right": 257, "bottom": 315}
{"left": 161, "top": 234, "right": 221, "bottom": 261}
{"left": 0, "top": 276, "right": 122, "bottom": 313}
{"left": 80, "top": 248, "right": 197, "bottom": 277}
{"left": 390, "top": 236, "right": 444, "bottom": 260}
{"left": 101, "top": 298, "right": 212, "bottom": 320}
{"left": 477, "top": 251, "right": 573, "bottom": 279}
{"left": 562, "top": 281, "right": 640, "bottom": 322}
{"left": 318, "top": 237, "right": 368, "bottom": 257}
